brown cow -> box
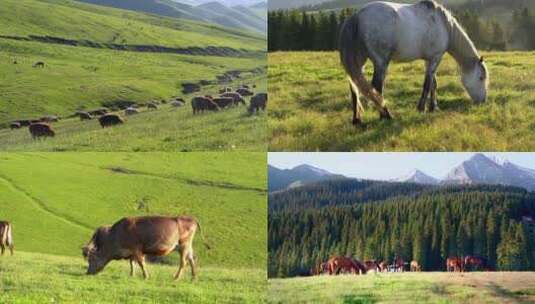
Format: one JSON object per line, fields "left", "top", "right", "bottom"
{"left": 82, "top": 216, "right": 209, "bottom": 280}
{"left": 98, "top": 114, "right": 124, "bottom": 128}
{"left": 364, "top": 260, "right": 380, "bottom": 272}
{"left": 446, "top": 257, "right": 463, "bottom": 272}
{"left": 236, "top": 88, "right": 254, "bottom": 96}
{"left": 410, "top": 260, "right": 421, "bottom": 272}
{"left": 0, "top": 221, "right": 14, "bottom": 256}
{"left": 213, "top": 97, "right": 234, "bottom": 109}
{"left": 191, "top": 96, "right": 219, "bottom": 114}
{"left": 220, "top": 92, "right": 245, "bottom": 106}
{"left": 10, "top": 122, "right": 21, "bottom": 130}
{"left": 29, "top": 123, "right": 55, "bottom": 139}
{"left": 248, "top": 93, "right": 267, "bottom": 114}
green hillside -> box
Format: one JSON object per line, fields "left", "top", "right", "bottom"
{"left": 0, "top": 153, "right": 266, "bottom": 267}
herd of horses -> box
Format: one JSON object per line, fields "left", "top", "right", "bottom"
{"left": 6, "top": 83, "right": 267, "bottom": 139}
{"left": 310, "top": 255, "right": 491, "bottom": 276}
{"left": 1, "top": 216, "right": 209, "bottom": 281}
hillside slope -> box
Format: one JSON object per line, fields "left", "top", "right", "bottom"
{"left": 0, "top": 153, "right": 267, "bottom": 268}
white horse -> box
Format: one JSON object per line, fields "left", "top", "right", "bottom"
{"left": 339, "top": 0, "right": 489, "bottom": 125}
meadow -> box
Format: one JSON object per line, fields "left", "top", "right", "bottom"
{"left": 268, "top": 272, "right": 535, "bottom": 304}
{"left": 0, "top": 153, "right": 267, "bottom": 303}
{"left": 0, "top": 0, "right": 267, "bottom": 151}
{"left": 268, "top": 51, "right": 535, "bottom": 151}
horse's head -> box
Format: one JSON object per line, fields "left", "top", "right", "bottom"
{"left": 462, "top": 56, "right": 489, "bottom": 104}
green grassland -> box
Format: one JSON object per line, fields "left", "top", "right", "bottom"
{"left": 268, "top": 51, "right": 535, "bottom": 151}
{"left": 268, "top": 272, "right": 535, "bottom": 304}
{"left": 0, "top": 153, "right": 267, "bottom": 303}
{"left": 0, "top": 0, "right": 266, "bottom": 151}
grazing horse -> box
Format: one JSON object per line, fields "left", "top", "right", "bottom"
{"left": 410, "top": 260, "right": 422, "bottom": 272}
{"left": 393, "top": 256, "right": 405, "bottom": 272}
{"left": 464, "top": 256, "right": 490, "bottom": 271}
{"left": 33, "top": 61, "right": 45, "bottom": 68}
{"left": 446, "top": 257, "right": 463, "bottom": 272}
{"left": 325, "top": 256, "right": 366, "bottom": 275}
{"left": 379, "top": 261, "right": 388, "bottom": 272}
{"left": 339, "top": 0, "right": 489, "bottom": 125}
{"left": 364, "top": 260, "right": 380, "bottom": 272}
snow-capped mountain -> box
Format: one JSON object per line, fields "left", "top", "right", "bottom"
{"left": 442, "top": 153, "right": 535, "bottom": 190}
{"left": 394, "top": 169, "right": 439, "bottom": 185}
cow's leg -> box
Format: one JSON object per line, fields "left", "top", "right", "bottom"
{"left": 174, "top": 245, "right": 187, "bottom": 280}
{"left": 187, "top": 248, "right": 196, "bottom": 281}
{"left": 135, "top": 255, "right": 149, "bottom": 279}
{"left": 130, "top": 258, "right": 135, "bottom": 277}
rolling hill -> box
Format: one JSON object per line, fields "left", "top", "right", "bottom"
{"left": 0, "top": 152, "right": 267, "bottom": 302}
{"left": 77, "top": 0, "right": 267, "bottom": 33}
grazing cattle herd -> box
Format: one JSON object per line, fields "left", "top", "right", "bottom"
{"left": 5, "top": 84, "right": 267, "bottom": 139}
{"left": 310, "top": 254, "right": 491, "bottom": 276}
{"left": 1, "top": 215, "right": 209, "bottom": 281}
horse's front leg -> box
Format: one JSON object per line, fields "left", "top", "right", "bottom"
{"left": 418, "top": 58, "right": 441, "bottom": 112}
{"left": 429, "top": 75, "right": 439, "bottom": 112}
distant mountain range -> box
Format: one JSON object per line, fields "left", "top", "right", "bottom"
{"left": 77, "top": 0, "right": 267, "bottom": 34}
{"left": 269, "top": 153, "right": 535, "bottom": 192}
{"left": 268, "top": 164, "right": 345, "bottom": 192}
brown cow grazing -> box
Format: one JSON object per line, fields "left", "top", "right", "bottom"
{"left": 364, "top": 260, "right": 380, "bottom": 272}
{"left": 29, "top": 123, "right": 55, "bottom": 139}
{"left": 236, "top": 88, "right": 254, "bottom": 97}
{"left": 10, "top": 122, "right": 21, "bottom": 130}
{"left": 464, "top": 256, "right": 490, "bottom": 271}
{"left": 221, "top": 92, "right": 245, "bottom": 106}
{"left": 99, "top": 114, "right": 124, "bottom": 128}
{"left": 446, "top": 257, "right": 463, "bottom": 272}
{"left": 191, "top": 96, "right": 219, "bottom": 114}
{"left": 147, "top": 103, "right": 158, "bottom": 110}
{"left": 410, "top": 260, "right": 422, "bottom": 272}
{"left": 82, "top": 216, "right": 209, "bottom": 280}
{"left": 248, "top": 93, "right": 267, "bottom": 114}
{"left": 213, "top": 97, "right": 234, "bottom": 109}
{"left": 33, "top": 61, "right": 45, "bottom": 68}
{"left": 77, "top": 112, "right": 93, "bottom": 121}
{"left": 0, "top": 221, "right": 14, "bottom": 256}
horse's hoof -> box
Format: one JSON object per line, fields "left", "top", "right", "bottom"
{"left": 380, "top": 108, "right": 392, "bottom": 120}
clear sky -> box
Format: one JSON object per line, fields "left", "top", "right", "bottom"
{"left": 268, "top": 153, "right": 535, "bottom": 180}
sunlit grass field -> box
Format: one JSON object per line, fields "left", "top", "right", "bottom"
{"left": 268, "top": 272, "right": 535, "bottom": 304}
{"left": 268, "top": 51, "right": 535, "bottom": 151}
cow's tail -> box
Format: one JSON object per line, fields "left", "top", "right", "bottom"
{"left": 195, "top": 220, "right": 211, "bottom": 250}
{"left": 339, "top": 14, "right": 385, "bottom": 113}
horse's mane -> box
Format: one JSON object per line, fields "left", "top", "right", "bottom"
{"left": 420, "top": 0, "right": 479, "bottom": 69}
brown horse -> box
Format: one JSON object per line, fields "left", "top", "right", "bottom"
{"left": 364, "top": 260, "right": 380, "bottom": 272}
{"left": 464, "top": 256, "right": 490, "bottom": 271}
{"left": 446, "top": 257, "right": 463, "bottom": 272}
{"left": 379, "top": 261, "right": 388, "bottom": 272}
{"left": 410, "top": 260, "right": 422, "bottom": 272}
{"left": 393, "top": 256, "right": 405, "bottom": 272}
{"left": 325, "top": 256, "right": 366, "bottom": 275}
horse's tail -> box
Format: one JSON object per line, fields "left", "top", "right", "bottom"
{"left": 195, "top": 220, "right": 211, "bottom": 250}
{"left": 338, "top": 14, "right": 384, "bottom": 112}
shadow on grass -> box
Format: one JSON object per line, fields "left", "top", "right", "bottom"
{"left": 487, "top": 283, "right": 525, "bottom": 302}
{"left": 342, "top": 293, "right": 377, "bottom": 304}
